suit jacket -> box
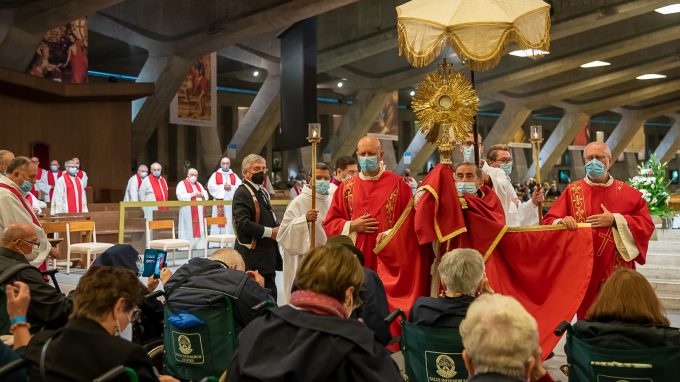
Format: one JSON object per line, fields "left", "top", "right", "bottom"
{"left": 232, "top": 180, "right": 282, "bottom": 273}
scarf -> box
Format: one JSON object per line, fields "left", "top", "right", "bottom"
{"left": 182, "top": 179, "right": 204, "bottom": 238}
{"left": 290, "top": 290, "right": 348, "bottom": 319}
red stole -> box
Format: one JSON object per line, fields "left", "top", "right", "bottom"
{"left": 149, "top": 175, "right": 169, "bottom": 211}
{"left": 77, "top": 169, "right": 84, "bottom": 180}
{"left": 293, "top": 186, "right": 302, "bottom": 196}
{"left": 64, "top": 175, "right": 83, "bottom": 213}
{"left": 182, "top": 179, "right": 203, "bottom": 238}
{"left": 47, "top": 171, "right": 62, "bottom": 199}
{"left": 136, "top": 174, "right": 143, "bottom": 188}
{"left": 0, "top": 184, "right": 41, "bottom": 227}
{"left": 323, "top": 171, "right": 412, "bottom": 271}
{"left": 543, "top": 178, "right": 654, "bottom": 317}
{"left": 214, "top": 171, "right": 236, "bottom": 227}
{"left": 31, "top": 168, "right": 43, "bottom": 197}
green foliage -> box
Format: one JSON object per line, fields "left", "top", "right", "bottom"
{"left": 628, "top": 154, "right": 674, "bottom": 217}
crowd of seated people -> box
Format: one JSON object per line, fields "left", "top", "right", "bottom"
{"left": 2, "top": 226, "right": 679, "bottom": 382}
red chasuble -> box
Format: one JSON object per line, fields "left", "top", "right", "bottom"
{"left": 182, "top": 179, "right": 204, "bottom": 238}
{"left": 64, "top": 175, "right": 83, "bottom": 213}
{"left": 543, "top": 178, "right": 654, "bottom": 317}
{"left": 323, "top": 170, "right": 412, "bottom": 271}
{"left": 149, "top": 175, "right": 169, "bottom": 211}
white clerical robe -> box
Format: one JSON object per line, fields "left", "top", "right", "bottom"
{"left": 124, "top": 174, "right": 143, "bottom": 202}
{"left": 51, "top": 175, "right": 88, "bottom": 215}
{"left": 482, "top": 161, "right": 539, "bottom": 227}
{"left": 0, "top": 176, "right": 52, "bottom": 266}
{"left": 33, "top": 168, "right": 50, "bottom": 201}
{"left": 64, "top": 170, "right": 88, "bottom": 189}
{"left": 278, "top": 185, "right": 331, "bottom": 304}
{"left": 139, "top": 176, "right": 165, "bottom": 221}
{"left": 176, "top": 180, "right": 209, "bottom": 249}
{"left": 207, "top": 169, "right": 241, "bottom": 236}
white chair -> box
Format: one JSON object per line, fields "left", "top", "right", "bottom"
{"left": 203, "top": 216, "right": 236, "bottom": 257}
{"left": 65, "top": 221, "right": 114, "bottom": 274}
{"left": 146, "top": 219, "right": 192, "bottom": 266}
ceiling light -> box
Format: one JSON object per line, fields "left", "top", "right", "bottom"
{"left": 509, "top": 49, "right": 550, "bottom": 58}
{"left": 655, "top": 4, "right": 680, "bottom": 14}
{"left": 581, "top": 60, "right": 610, "bottom": 68}
{"left": 636, "top": 74, "right": 667, "bottom": 80}
{"left": 337, "top": 82, "right": 343, "bottom": 88}
{"left": 252, "top": 70, "right": 259, "bottom": 77}
{"left": 409, "top": 90, "right": 416, "bottom": 96}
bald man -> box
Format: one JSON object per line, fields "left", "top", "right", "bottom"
{"left": 0, "top": 223, "right": 71, "bottom": 330}
{"left": 124, "top": 164, "right": 148, "bottom": 202}
{"left": 323, "top": 135, "right": 413, "bottom": 271}
{"left": 207, "top": 156, "right": 241, "bottom": 236}
{"left": 0, "top": 150, "right": 15, "bottom": 175}
{"left": 544, "top": 141, "right": 654, "bottom": 317}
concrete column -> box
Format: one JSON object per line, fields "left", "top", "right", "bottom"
{"left": 381, "top": 139, "right": 398, "bottom": 171}
{"left": 510, "top": 145, "right": 528, "bottom": 184}
{"left": 607, "top": 111, "right": 645, "bottom": 160}
{"left": 527, "top": 110, "right": 590, "bottom": 181}
{"left": 569, "top": 148, "right": 585, "bottom": 180}
{"left": 485, "top": 102, "right": 532, "bottom": 147}
{"left": 409, "top": 142, "right": 437, "bottom": 175}
{"left": 157, "top": 117, "right": 169, "bottom": 169}
{"left": 175, "top": 125, "right": 186, "bottom": 182}
{"left": 655, "top": 116, "right": 680, "bottom": 163}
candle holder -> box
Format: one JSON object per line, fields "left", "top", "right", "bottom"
{"left": 307, "top": 123, "right": 322, "bottom": 249}
{"left": 529, "top": 125, "right": 543, "bottom": 222}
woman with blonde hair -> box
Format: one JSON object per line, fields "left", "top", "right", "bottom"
{"left": 227, "top": 243, "right": 402, "bottom": 381}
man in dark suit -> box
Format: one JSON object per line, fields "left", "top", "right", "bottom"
{"left": 233, "top": 154, "right": 281, "bottom": 299}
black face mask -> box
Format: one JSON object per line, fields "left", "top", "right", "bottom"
{"left": 251, "top": 171, "right": 265, "bottom": 185}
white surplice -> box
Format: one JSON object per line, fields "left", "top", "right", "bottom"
{"left": 33, "top": 168, "right": 50, "bottom": 201}
{"left": 0, "top": 176, "right": 52, "bottom": 266}
{"left": 124, "top": 174, "right": 143, "bottom": 202}
{"left": 482, "top": 161, "right": 538, "bottom": 226}
{"left": 277, "top": 185, "right": 331, "bottom": 304}
{"left": 50, "top": 175, "right": 88, "bottom": 215}
{"left": 207, "top": 169, "right": 241, "bottom": 236}
{"left": 176, "top": 180, "right": 209, "bottom": 249}
{"left": 138, "top": 176, "right": 166, "bottom": 221}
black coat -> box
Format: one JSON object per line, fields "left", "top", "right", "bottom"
{"left": 23, "top": 317, "right": 158, "bottom": 382}
{"left": 573, "top": 320, "right": 680, "bottom": 349}
{"left": 232, "top": 181, "right": 282, "bottom": 274}
{"left": 227, "top": 305, "right": 403, "bottom": 382}
{"left": 409, "top": 295, "right": 475, "bottom": 328}
{"left": 353, "top": 268, "right": 391, "bottom": 345}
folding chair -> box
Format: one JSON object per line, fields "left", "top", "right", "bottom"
{"left": 203, "top": 216, "right": 236, "bottom": 257}
{"left": 66, "top": 221, "right": 114, "bottom": 274}
{"left": 146, "top": 220, "right": 192, "bottom": 266}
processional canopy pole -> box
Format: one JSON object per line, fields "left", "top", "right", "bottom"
{"left": 530, "top": 125, "right": 544, "bottom": 222}
{"left": 307, "top": 123, "right": 322, "bottom": 249}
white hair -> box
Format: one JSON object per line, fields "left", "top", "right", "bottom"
{"left": 137, "top": 164, "right": 148, "bottom": 171}
{"left": 438, "top": 248, "right": 485, "bottom": 295}
{"left": 210, "top": 248, "right": 245, "bottom": 271}
{"left": 64, "top": 160, "right": 76, "bottom": 167}
{"left": 187, "top": 168, "right": 198, "bottom": 176}
{"left": 241, "top": 154, "right": 265, "bottom": 173}
{"left": 460, "top": 294, "right": 538, "bottom": 377}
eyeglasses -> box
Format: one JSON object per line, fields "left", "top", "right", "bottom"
{"left": 18, "top": 239, "right": 39, "bottom": 247}
{"left": 494, "top": 159, "right": 513, "bottom": 165}
{"left": 584, "top": 155, "right": 609, "bottom": 162}
{"left": 128, "top": 306, "right": 141, "bottom": 322}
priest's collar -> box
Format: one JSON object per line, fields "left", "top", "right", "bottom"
{"left": 359, "top": 165, "right": 386, "bottom": 181}
{"left": 584, "top": 174, "right": 614, "bottom": 187}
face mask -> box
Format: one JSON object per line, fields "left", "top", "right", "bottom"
{"left": 152, "top": 170, "right": 161, "bottom": 177}
{"left": 457, "top": 181, "right": 478, "bottom": 195}
{"left": 17, "top": 241, "right": 39, "bottom": 262}
{"left": 50, "top": 165, "right": 58, "bottom": 172}
{"left": 585, "top": 159, "right": 606, "bottom": 179}
{"left": 463, "top": 146, "right": 475, "bottom": 163}
{"left": 251, "top": 171, "right": 265, "bottom": 185}
{"left": 67, "top": 167, "right": 78, "bottom": 176}
{"left": 316, "top": 180, "right": 330, "bottom": 195}
{"left": 189, "top": 176, "right": 197, "bottom": 183}
{"left": 19, "top": 180, "right": 33, "bottom": 194}
{"left": 221, "top": 165, "right": 230, "bottom": 172}
{"left": 140, "top": 171, "right": 148, "bottom": 178}
{"left": 500, "top": 163, "right": 513, "bottom": 176}
{"left": 358, "top": 156, "right": 379, "bottom": 172}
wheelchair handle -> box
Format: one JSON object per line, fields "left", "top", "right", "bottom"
{"left": 385, "top": 308, "right": 406, "bottom": 324}
{"left": 145, "top": 290, "right": 165, "bottom": 300}
{"left": 0, "top": 358, "right": 28, "bottom": 377}
{"left": 554, "top": 320, "right": 572, "bottom": 336}
{"left": 93, "top": 365, "right": 126, "bottom": 382}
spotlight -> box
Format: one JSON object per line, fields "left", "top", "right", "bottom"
{"left": 253, "top": 70, "right": 259, "bottom": 77}
{"left": 337, "top": 82, "right": 343, "bottom": 88}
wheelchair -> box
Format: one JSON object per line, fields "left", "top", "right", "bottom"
{"left": 386, "top": 308, "right": 469, "bottom": 382}
{"left": 555, "top": 320, "right": 680, "bottom": 382}
{"left": 0, "top": 359, "right": 139, "bottom": 382}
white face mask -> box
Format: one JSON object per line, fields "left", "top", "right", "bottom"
{"left": 189, "top": 176, "right": 197, "bottom": 184}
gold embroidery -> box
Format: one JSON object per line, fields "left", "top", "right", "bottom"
{"left": 385, "top": 186, "right": 399, "bottom": 227}
{"left": 569, "top": 181, "right": 587, "bottom": 223}
{"left": 344, "top": 176, "right": 354, "bottom": 217}
{"left": 615, "top": 179, "right": 623, "bottom": 193}
{"left": 597, "top": 229, "right": 615, "bottom": 257}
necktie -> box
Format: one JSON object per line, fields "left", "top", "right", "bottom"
{"left": 258, "top": 188, "right": 271, "bottom": 209}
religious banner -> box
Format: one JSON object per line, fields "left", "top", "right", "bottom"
{"left": 368, "top": 91, "right": 399, "bottom": 141}
{"left": 170, "top": 52, "right": 217, "bottom": 127}
{"left": 27, "top": 18, "right": 88, "bottom": 84}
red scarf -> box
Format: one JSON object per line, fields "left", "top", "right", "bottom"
{"left": 294, "top": 185, "right": 302, "bottom": 195}
{"left": 64, "top": 175, "right": 83, "bottom": 213}
{"left": 214, "top": 171, "right": 236, "bottom": 228}
{"left": 76, "top": 169, "right": 84, "bottom": 180}
{"left": 182, "top": 179, "right": 204, "bottom": 238}
{"left": 47, "top": 170, "right": 62, "bottom": 199}
{"left": 136, "top": 174, "right": 143, "bottom": 188}
{"left": 289, "top": 290, "right": 348, "bottom": 319}
{"left": 149, "top": 175, "right": 168, "bottom": 211}
{"left": 30, "top": 168, "right": 43, "bottom": 198}
{"left": 0, "top": 184, "right": 41, "bottom": 227}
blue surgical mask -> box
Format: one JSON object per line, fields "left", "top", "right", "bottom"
{"left": 67, "top": 167, "right": 77, "bottom": 176}
{"left": 316, "top": 180, "right": 330, "bottom": 195}
{"left": 152, "top": 170, "right": 161, "bottom": 178}
{"left": 221, "top": 165, "right": 230, "bottom": 172}
{"left": 20, "top": 180, "right": 33, "bottom": 194}
{"left": 463, "top": 146, "right": 474, "bottom": 163}
{"left": 500, "top": 163, "right": 513, "bottom": 176}
{"left": 50, "top": 165, "right": 58, "bottom": 172}
{"left": 359, "top": 156, "right": 379, "bottom": 172}
{"left": 585, "top": 159, "right": 606, "bottom": 179}
{"left": 457, "top": 181, "right": 478, "bottom": 195}
{"left": 140, "top": 171, "right": 148, "bottom": 178}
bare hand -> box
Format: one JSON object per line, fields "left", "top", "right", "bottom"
{"left": 6, "top": 281, "right": 30, "bottom": 318}
{"left": 192, "top": 191, "right": 202, "bottom": 197}
{"left": 49, "top": 247, "right": 59, "bottom": 259}
{"left": 532, "top": 187, "right": 544, "bottom": 206}
{"left": 350, "top": 213, "right": 379, "bottom": 233}
{"left": 159, "top": 268, "right": 173, "bottom": 285}
{"left": 146, "top": 275, "right": 160, "bottom": 292}
{"left": 224, "top": 184, "right": 232, "bottom": 191}
{"left": 529, "top": 345, "right": 547, "bottom": 382}
{"left": 306, "top": 209, "right": 319, "bottom": 223}
{"left": 376, "top": 230, "right": 389, "bottom": 244}
{"left": 561, "top": 216, "right": 578, "bottom": 230}
{"left": 246, "top": 270, "right": 265, "bottom": 288}
{"left": 271, "top": 227, "right": 279, "bottom": 240}
{"left": 586, "top": 204, "right": 614, "bottom": 228}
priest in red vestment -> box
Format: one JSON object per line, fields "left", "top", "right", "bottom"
{"left": 139, "top": 162, "right": 170, "bottom": 221}
{"left": 544, "top": 141, "right": 654, "bottom": 318}
{"left": 323, "top": 136, "right": 413, "bottom": 271}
